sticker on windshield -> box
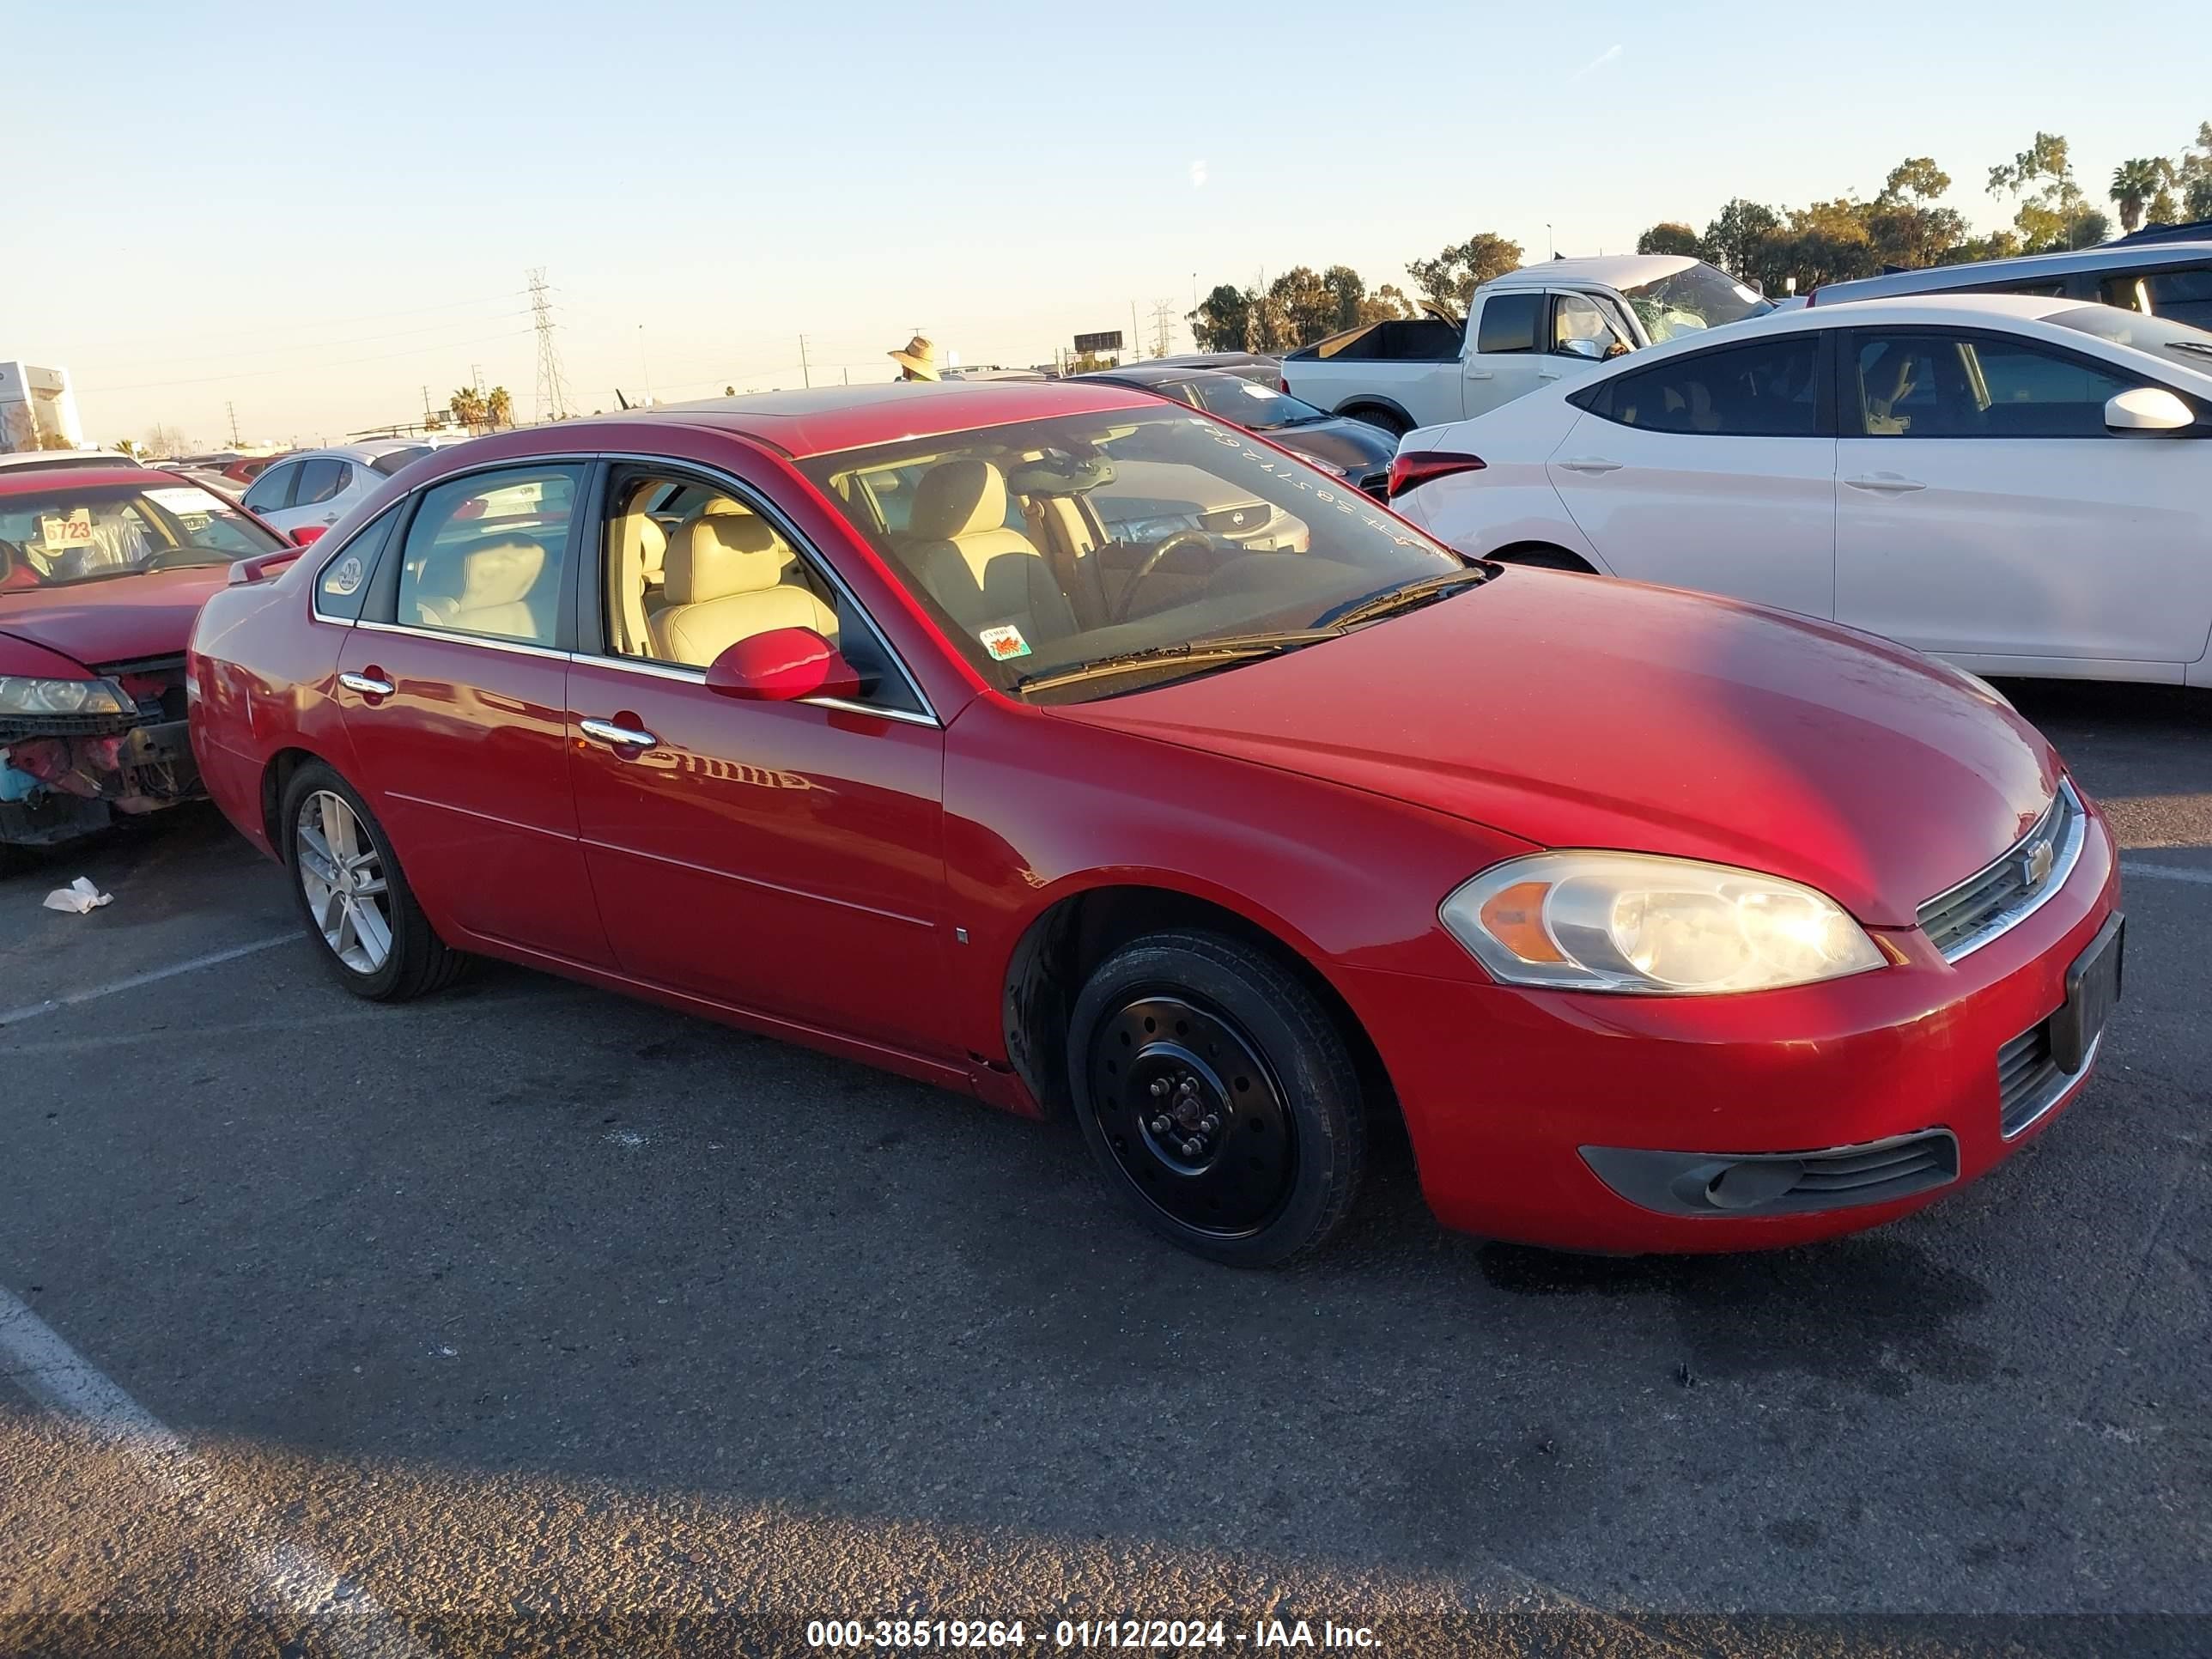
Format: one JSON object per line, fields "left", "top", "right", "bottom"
{"left": 977, "top": 623, "right": 1032, "bottom": 661}
{"left": 40, "top": 510, "right": 93, "bottom": 549}
{"left": 147, "top": 485, "right": 225, "bottom": 515}
{"left": 325, "top": 555, "right": 367, "bottom": 596}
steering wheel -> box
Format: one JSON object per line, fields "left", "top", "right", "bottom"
{"left": 142, "top": 544, "right": 210, "bottom": 572}
{"left": 1111, "top": 530, "right": 1214, "bottom": 623}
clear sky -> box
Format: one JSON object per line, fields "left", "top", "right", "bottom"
{"left": 8, "top": 1, "right": 2208, "bottom": 447}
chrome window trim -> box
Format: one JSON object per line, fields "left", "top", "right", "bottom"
{"left": 1922, "top": 780, "right": 2087, "bottom": 963}
{"left": 351, "top": 617, "right": 572, "bottom": 663}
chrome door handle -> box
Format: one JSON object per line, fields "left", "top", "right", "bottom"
{"left": 1537, "top": 368, "right": 1564, "bottom": 380}
{"left": 1844, "top": 474, "right": 1926, "bottom": 493}
{"left": 337, "top": 672, "right": 394, "bottom": 696}
{"left": 580, "top": 717, "right": 658, "bottom": 750}
{"left": 1556, "top": 457, "right": 1622, "bottom": 474}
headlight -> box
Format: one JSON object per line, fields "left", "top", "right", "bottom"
{"left": 0, "top": 676, "right": 133, "bottom": 717}
{"left": 1440, "top": 852, "right": 1885, "bottom": 994}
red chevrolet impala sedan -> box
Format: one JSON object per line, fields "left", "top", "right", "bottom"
{"left": 187, "top": 381, "right": 2122, "bottom": 1265}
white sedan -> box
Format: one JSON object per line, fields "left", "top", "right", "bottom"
{"left": 1389, "top": 294, "right": 2212, "bottom": 686}
{"left": 239, "top": 438, "right": 458, "bottom": 542}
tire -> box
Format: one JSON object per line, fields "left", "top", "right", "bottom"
{"left": 279, "top": 760, "right": 467, "bottom": 1001}
{"left": 1491, "top": 544, "right": 1595, "bottom": 573}
{"left": 1066, "top": 930, "right": 1366, "bottom": 1267}
{"left": 1344, "top": 405, "right": 1410, "bottom": 438}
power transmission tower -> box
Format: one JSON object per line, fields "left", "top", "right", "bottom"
{"left": 1150, "top": 300, "right": 1177, "bottom": 359}
{"left": 226, "top": 401, "right": 240, "bottom": 445}
{"left": 528, "top": 268, "right": 572, "bottom": 423}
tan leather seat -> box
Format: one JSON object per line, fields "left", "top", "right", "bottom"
{"left": 443, "top": 540, "right": 548, "bottom": 640}
{"left": 613, "top": 505, "right": 670, "bottom": 653}
{"left": 904, "top": 459, "right": 1077, "bottom": 641}
{"left": 648, "top": 513, "right": 837, "bottom": 667}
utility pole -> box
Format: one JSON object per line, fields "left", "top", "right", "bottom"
{"left": 529, "top": 268, "right": 572, "bottom": 423}
{"left": 1130, "top": 300, "right": 1140, "bottom": 362}
{"left": 226, "top": 401, "right": 240, "bottom": 446}
{"left": 421, "top": 386, "right": 432, "bottom": 428}
{"left": 799, "top": 334, "right": 811, "bottom": 388}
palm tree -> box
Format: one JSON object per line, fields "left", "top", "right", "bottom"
{"left": 2110, "top": 158, "right": 2172, "bottom": 234}
{"left": 450, "top": 386, "right": 488, "bottom": 430}
{"left": 484, "top": 386, "right": 513, "bottom": 429}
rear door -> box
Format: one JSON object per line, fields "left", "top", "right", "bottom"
{"left": 332, "top": 460, "right": 613, "bottom": 964}
{"left": 1545, "top": 331, "right": 1838, "bottom": 618}
{"left": 1833, "top": 325, "right": 2210, "bottom": 669}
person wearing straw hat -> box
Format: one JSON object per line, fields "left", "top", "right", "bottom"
{"left": 889, "top": 335, "right": 939, "bottom": 381}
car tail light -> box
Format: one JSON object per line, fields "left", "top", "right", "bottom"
{"left": 1388, "top": 450, "right": 1486, "bottom": 500}
{"left": 290, "top": 525, "right": 327, "bottom": 546}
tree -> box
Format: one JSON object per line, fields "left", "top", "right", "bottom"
{"left": 1636, "top": 222, "right": 1701, "bottom": 257}
{"left": 2111, "top": 158, "right": 2174, "bottom": 234}
{"left": 1188, "top": 283, "right": 1255, "bottom": 352}
{"left": 1863, "top": 157, "right": 1965, "bottom": 270}
{"left": 1701, "top": 198, "right": 1780, "bottom": 277}
{"left": 1881, "top": 156, "right": 1951, "bottom": 204}
{"left": 1357, "top": 283, "right": 1418, "bottom": 325}
{"left": 1267, "top": 266, "right": 1340, "bottom": 345}
{"left": 450, "top": 386, "right": 488, "bottom": 429}
{"left": 111, "top": 437, "right": 143, "bottom": 459}
{"left": 484, "top": 386, "right": 514, "bottom": 429}
{"left": 1320, "top": 264, "right": 1370, "bottom": 333}
{"left": 1405, "top": 233, "right": 1522, "bottom": 313}
{"left": 2179, "top": 122, "right": 2212, "bottom": 220}
{"left": 2147, "top": 187, "right": 2180, "bottom": 227}
{"left": 1988, "top": 132, "right": 2105, "bottom": 252}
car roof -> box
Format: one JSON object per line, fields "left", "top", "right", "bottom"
{"left": 276, "top": 439, "right": 437, "bottom": 465}
{"left": 1487, "top": 254, "right": 1702, "bottom": 289}
{"left": 1817, "top": 240, "right": 2212, "bottom": 301}
{"left": 0, "top": 465, "right": 187, "bottom": 497}
{"left": 635, "top": 379, "right": 1159, "bottom": 457}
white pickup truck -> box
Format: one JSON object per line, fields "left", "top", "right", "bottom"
{"left": 1280, "top": 255, "right": 1772, "bottom": 435}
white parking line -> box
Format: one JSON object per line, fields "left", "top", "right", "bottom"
{"left": 2121, "top": 860, "right": 2212, "bottom": 887}
{"left": 0, "top": 1284, "right": 429, "bottom": 1657}
{"left": 0, "top": 933, "right": 299, "bottom": 1030}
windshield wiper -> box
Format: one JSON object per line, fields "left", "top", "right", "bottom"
{"left": 1012, "top": 628, "right": 1342, "bottom": 695}
{"left": 2167, "top": 339, "right": 2212, "bottom": 359}
{"left": 1315, "top": 567, "right": 1490, "bottom": 629}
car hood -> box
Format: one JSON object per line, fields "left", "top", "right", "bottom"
{"left": 1263, "top": 418, "right": 1397, "bottom": 475}
{"left": 0, "top": 564, "right": 232, "bottom": 670}
{"left": 1055, "top": 571, "right": 2060, "bottom": 927}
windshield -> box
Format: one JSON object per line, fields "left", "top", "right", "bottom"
{"left": 802, "top": 407, "right": 1465, "bottom": 702}
{"left": 1622, "top": 262, "right": 1774, "bottom": 343}
{"left": 2048, "top": 304, "right": 2212, "bottom": 362}
{"left": 0, "top": 481, "right": 283, "bottom": 587}
{"left": 1175, "top": 375, "right": 1330, "bottom": 429}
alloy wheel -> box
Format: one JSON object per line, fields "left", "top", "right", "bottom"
{"left": 295, "top": 790, "right": 392, "bottom": 975}
{"left": 1085, "top": 994, "right": 1297, "bottom": 1237}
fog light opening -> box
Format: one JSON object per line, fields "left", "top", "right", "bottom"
{"left": 1705, "top": 1159, "right": 1803, "bottom": 1211}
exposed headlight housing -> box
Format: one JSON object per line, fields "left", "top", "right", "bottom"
{"left": 1440, "top": 852, "right": 1885, "bottom": 995}
{"left": 0, "top": 676, "right": 132, "bottom": 717}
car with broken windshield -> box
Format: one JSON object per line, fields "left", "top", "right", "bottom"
{"left": 187, "top": 381, "right": 2121, "bottom": 1266}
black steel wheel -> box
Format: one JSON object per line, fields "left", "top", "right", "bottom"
{"left": 1068, "top": 930, "right": 1365, "bottom": 1267}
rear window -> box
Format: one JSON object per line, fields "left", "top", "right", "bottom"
{"left": 370, "top": 447, "right": 434, "bottom": 477}
{"left": 2048, "top": 305, "right": 2212, "bottom": 369}
{"left": 1475, "top": 292, "right": 1540, "bottom": 355}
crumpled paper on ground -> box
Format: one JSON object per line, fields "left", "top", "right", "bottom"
{"left": 42, "top": 878, "right": 113, "bottom": 915}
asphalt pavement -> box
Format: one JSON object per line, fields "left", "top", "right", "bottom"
{"left": 2, "top": 680, "right": 2207, "bottom": 1658}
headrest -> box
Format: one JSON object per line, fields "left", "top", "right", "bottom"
{"left": 455, "top": 541, "right": 545, "bottom": 606}
{"left": 630, "top": 513, "right": 668, "bottom": 565}
{"left": 666, "top": 514, "right": 784, "bottom": 605}
{"left": 701, "top": 496, "right": 745, "bottom": 516}
{"left": 909, "top": 459, "right": 1008, "bottom": 540}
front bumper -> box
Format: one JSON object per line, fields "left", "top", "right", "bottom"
{"left": 0, "top": 716, "right": 203, "bottom": 847}
{"left": 1334, "top": 808, "right": 2122, "bottom": 1254}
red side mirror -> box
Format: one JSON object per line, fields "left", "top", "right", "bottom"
{"left": 704, "top": 628, "right": 861, "bottom": 703}
{"left": 290, "top": 525, "right": 326, "bottom": 546}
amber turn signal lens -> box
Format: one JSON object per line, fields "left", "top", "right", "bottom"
{"left": 1478, "top": 880, "right": 1565, "bottom": 963}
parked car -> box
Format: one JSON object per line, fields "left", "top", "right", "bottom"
{"left": 1809, "top": 238, "right": 2212, "bottom": 330}
{"left": 240, "top": 440, "right": 449, "bottom": 541}
{"left": 191, "top": 381, "right": 2119, "bottom": 1266}
{"left": 1390, "top": 294, "right": 2212, "bottom": 686}
{"left": 1079, "top": 365, "right": 1397, "bottom": 495}
{"left": 1134, "top": 352, "right": 1284, "bottom": 390}
{"left": 0, "top": 466, "right": 296, "bottom": 864}
{"left": 1283, "top": 256, "right": 1772, "bottom": 434}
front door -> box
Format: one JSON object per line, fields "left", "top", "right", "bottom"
{"left": 333, "top": 461, "right": 612, "bottom": 966}
{"left": 1833, "top": 326, "right": 2211, "bottom": 667}
{"left": 1547, "top": 329, "right": 1838, "bottom": 619}
{"left": 566, "top": 465, "right": 955, "bottom": 1058}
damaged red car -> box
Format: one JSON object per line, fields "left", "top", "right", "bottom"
{"left": 0, "top": 465, "right": 295, "bottom": 867}
{"left": 188, "top": 385, "right": 2121, "bottom": 1266}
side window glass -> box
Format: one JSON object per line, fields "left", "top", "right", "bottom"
{"left": 1474, "top": 292, "right": 1540, "bottom": 355}
{"left": 1852, "top": 333, "right": 2131, "bottom": 438}
{"left": 2143, "top": 265, "right": 2212, "bottom": 329}
{"left": 315, "top": 507, "right": 398, "bottom": 622}
{"left": 295, "top": 459, "right": 345, "bottom": 506}
{"left": 1551, "top": 293, "right": 1628, "bottom": 360}
{"left": 242, "top": 464, "right": 296, "bottom": 514}
{"left": 1602, "top": 337, "right": 1821, "bottom": 436}
{"left": 396, "top": 466, "right": 580, "bottom": 646}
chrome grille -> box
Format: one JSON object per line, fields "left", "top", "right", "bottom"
{"left": 1918, "top": 782, "right": 2084, "bottom": 962}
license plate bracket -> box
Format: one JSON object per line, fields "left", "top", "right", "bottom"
{"left": 2051, "top": 914, "right": 2124, "bottom": 1075}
